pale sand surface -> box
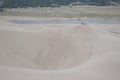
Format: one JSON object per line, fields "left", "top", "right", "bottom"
{"left": 0, "top": 17, "right": 93, "bottom": 69}
{"left": 0, "top": 16, "right": 120, "bottom": 80}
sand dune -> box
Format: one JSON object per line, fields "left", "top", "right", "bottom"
{"left": 0, "top": 17, "right": 120, "bottom": 80}
{"left": 0, "top": 20, "right": 93, "bottom": 70}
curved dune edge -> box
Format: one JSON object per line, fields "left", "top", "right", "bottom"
{"left": 0, "top": 20, "right": 94, "bottom": 70}
{"left": 0, "top": 17, "right": 120, "bottom": 80}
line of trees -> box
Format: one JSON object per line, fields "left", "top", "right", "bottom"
{"left": 0, "top": 0, "right": 120, "bottom": 8}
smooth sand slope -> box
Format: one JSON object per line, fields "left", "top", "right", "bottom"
{"left": 0, "top": 18, "right": 93, "bottom": 70}
{"left": 0, "top": 17, "right": 120, "bottom": 80}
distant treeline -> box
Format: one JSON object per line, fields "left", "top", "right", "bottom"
{"left": 0, "top": 0, "right": 120, "bottom": 8}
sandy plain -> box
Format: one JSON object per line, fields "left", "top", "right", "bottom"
{"left": 0, "top": 5, "right": 120, "bottom": 80}
{"left": 0, "top": 16, "right": 120, "bottom": 80}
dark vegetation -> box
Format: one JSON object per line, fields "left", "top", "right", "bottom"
{"left": 0, "top": 0, "right": 120, "bottom": 9}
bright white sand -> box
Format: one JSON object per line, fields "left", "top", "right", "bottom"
{"left": 0, "top": 16, "right": 120, "bottom": 80}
